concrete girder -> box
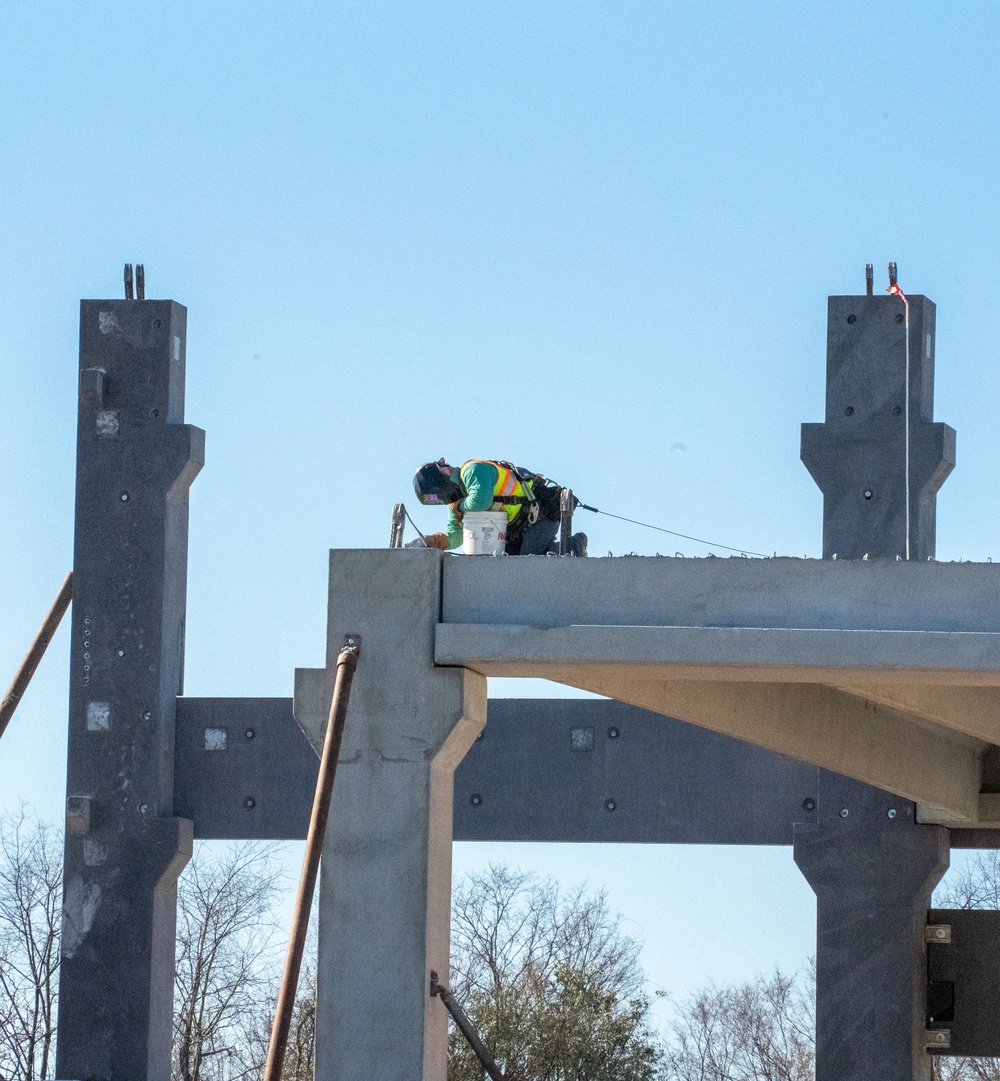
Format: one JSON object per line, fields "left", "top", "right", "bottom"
{"left": 432, "top": 556, "right": 1000, "bottom": 824}
{"left": 434, "top": 624, "right": 1000, "bottom": 685}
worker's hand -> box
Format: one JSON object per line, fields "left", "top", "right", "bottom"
{"left": 424, "top": 532, "right": 450, "bottom": 550}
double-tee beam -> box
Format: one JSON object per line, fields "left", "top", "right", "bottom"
{"left": 436, "top": 554, "right": 1000, "bottom": 826}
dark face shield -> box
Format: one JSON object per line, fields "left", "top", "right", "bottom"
{"left": 413, "top": 462, "right": 467, "bottom": 506}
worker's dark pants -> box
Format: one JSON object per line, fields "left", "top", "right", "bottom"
{"left": 515, "top": 517, "right": 586, "bottom": 556}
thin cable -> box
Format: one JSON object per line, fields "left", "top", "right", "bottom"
{"left": 403, "top": 504, "right": 428, "bottom": 543}
{"left": 578, "top": 506, "right": 769, "bottom": 558}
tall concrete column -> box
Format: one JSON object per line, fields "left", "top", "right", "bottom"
{"left": 295, "top": 549, "right": 486, "bottom": 1081}
{"left": 57, "top": 300, "right": 203, "bottom": 1081}
{"left": 794, "top": 774, "right": 949, "bottom": 1081}
{"left": 801, "top": 293, "right": 955, "bottom": 560}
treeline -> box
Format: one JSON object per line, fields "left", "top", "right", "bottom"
{"left": 2, "top": 811, "right": 999, "bottom": 1079}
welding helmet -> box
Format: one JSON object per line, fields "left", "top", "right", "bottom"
{"left": 413, "top": 459, "right": 467, "bottom": 506}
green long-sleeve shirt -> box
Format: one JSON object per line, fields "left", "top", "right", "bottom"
{"left": 444, "top": 461, "right": 505, "bottom": 549}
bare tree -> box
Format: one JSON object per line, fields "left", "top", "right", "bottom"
{"left": 449, "top": 865, "right": 665, "bottom": 1081}
{"left": 172, "top": 842, "right": 284, "bottom": 1081}
{"left": 0, "top": 811, "right": 62, "bottom": 1081}
{"left": 662, "top": 966, "right": 814, "bottom": 1081}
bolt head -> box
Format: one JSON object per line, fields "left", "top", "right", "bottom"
{"left": 607, "top": 726, "right": 620, "bottom": 739}
{"left": 839, "top": 808, "right": 849, "bottom": 818}
{"left": 470, "top": 794, "right": 483, "bottom": 807}
{"left": 243, "top": 796, "right": 256, "bottom": 809}
{"left": 604, "top": 799, "right": 617, "bottom": 812}
{"left": 887, "top": 808, "right": 897, "bottom": 819}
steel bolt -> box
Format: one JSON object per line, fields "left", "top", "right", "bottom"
{"left": 607, "top": 726, "right": 620, "bottom": 739}
{"left": 863, "top": 489, "right": 873, "bottom": 500}
{"left": 887, "top": 808, "right": 897, "bottom": 819}
{"left": 802, "top": 798, "right": 816, "bottom": 812}
{"left": 839, "top": 808, "right": 850, "bottom": 818}
{"left": 470, "top": 794, "right": 483, "bottom": 807}
{"left": 116, "top": 649, "right": 125, "bottom": 657}
{"left": 243, "top": 796, "right": 256, "bottom": 809}
{"left": 245, "top": 727, "right": 255, "bottom": 740}
{"left": 604, "top": 799, "right": 617, "bottom": 812}
{"left": 138, "top": 803, "right": 148, "bottom": 814}
{"left": 142, "top": 710, "right": 152, "bottom": 721}
{"left": 120, "top": 492, "right": 129, "bottom": 502}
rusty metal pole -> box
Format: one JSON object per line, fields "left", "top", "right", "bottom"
{"left": 430, "top": 973, "right": 506, "bottom": 1081}
{"left": 0, "top": 572, "right": 73, "bottom": 741}
{"left": 263, "top": 633, "right": 361, "bottom": 1081}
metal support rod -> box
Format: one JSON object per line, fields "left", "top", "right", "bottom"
{"left": 889, "top": 261, "right": 898, "bottom": 289}
{"left": 0, "top": 572, "right": 73, "bottom": 741}
{"left": 866, "top": 263, "right": 874, "bottom": 296}
{"left": 124, "top": 263, "right": 134, "bottom": 300}
{"left": 136, "top": 263, "right": 145, "bottom": 300}
{"left": 430, "top": 973, "right": 506, "bottom": 1081}
{"left": 263, "top": 634, "right": 361, "bottom": 1081}
{"left": 558, "top": 487, "right": 574, "bottom": 556}
{"left": 389, "top": 503, "right": 406, "bottom": 548}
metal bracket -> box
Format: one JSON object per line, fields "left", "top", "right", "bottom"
{"left": 926, "top": 924, "right": 952, "bottom": 944}
{"left": 389, "top": 504, "right": 406, "bottom": 548}
{"left": 925, "top": 1029, "right": 951, "bottom": 1050}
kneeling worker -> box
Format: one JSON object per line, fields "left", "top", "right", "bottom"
{"left": 413, "top": 458, "right": 587, "bottom": 556}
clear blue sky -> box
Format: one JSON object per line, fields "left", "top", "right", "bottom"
{"left": 2, "top": 0, "right": 997, "bottom": 1017}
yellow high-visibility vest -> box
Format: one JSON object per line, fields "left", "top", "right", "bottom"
{"left": 460, "top": 460, "right": 536, "bottom": 526}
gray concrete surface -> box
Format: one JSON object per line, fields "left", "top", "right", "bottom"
{"left": 434, "top": 555, "right": 1000, "bottom": 824}
{"left": 795, "top": 773, "right": 949, "bottom": 1081}
{"left": 58, "top": 300, "right": 202, "bottom": 1081}
{"left": 294, "top": 549, "right": 485, "bottom": 1081}
{"left": 801, "top": 295, "right": 954, "bottom": 561}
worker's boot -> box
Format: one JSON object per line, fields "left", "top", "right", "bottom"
{"left": 570, "top": 532, "right": 588, "bottom": 557}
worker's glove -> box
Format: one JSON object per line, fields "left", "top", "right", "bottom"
{"left": 424, "top": 532, "right": 450, "bottom": 550}
{"left": 403, "top": 538, "right": 427, "bottom": 548}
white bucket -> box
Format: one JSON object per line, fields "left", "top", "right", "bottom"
{"left": 462, "top": 511, "right": 508, "bottom": 555}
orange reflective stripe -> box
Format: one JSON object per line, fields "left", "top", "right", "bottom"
{"left": 463, "top": 460, "right": 521, "bottom": 509}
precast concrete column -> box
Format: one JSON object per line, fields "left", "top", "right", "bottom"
{"left": 801, "top": 294, "right": 955, "bottom": 560}
{"left": 294, "top": 549, "right": 486, "bottom": 1081}
{"left": 794, "top": 774, "right": 949, "bottom": 1081}
{"left": 57, "top": 300, "right": 203, "bottom": 1081}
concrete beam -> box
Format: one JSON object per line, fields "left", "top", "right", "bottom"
{"left": 435, "top": 623, "right": 1000, "bottom": 685}
{"left": 440, "top": 555, "right": 1000, "bottom": 634}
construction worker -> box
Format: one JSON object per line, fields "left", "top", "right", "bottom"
{"left": 413, "top": 458, "right": 587, "bottom": 556}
